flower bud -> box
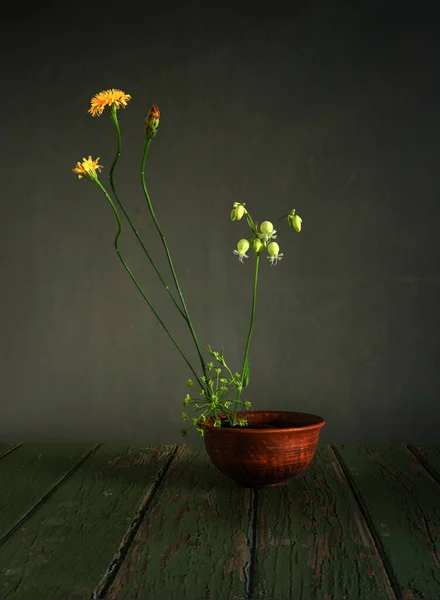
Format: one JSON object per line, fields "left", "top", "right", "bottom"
{"left": 230, "top": 203, "right": 246, "bottom": 221}
{"left": 237, "top": 238, "right": 250, "bottom": 254}
{"left": 253, "top": 238, "right": 263, "bottom": 255}
{"left": 145, "top": 104, "right": 160, "bottom": 139}
{"left": 288, "top": 210, "right": 302, "bottom": 232}
{"left": 267, "top": 241, "right": 280, "bottom": 257}
{"left": 236, "top": 204, "right": 246, "bottom": 220}
{"left": 260, "top": 221, "right": 274, "bottom": 235}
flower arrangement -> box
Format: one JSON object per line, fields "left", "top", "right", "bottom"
{"left": 73, "top": 89, "right": 302, "bottom": 437}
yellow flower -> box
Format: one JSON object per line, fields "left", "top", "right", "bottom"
{"left": 72, "top": 156, "right": 103, "bottom": 182}
{"left": 88, "top": 89, "right": 131, "bottom": 117}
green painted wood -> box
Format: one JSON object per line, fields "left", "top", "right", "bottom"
{"left": 0, "top": 444, "right": 176, "bottom": 600}
{"left": 0, "top": 444, "right": 21, "bottom": 459}
{"left": 0, "top": 444, "right": 93, "bottom": 541}
{"left": 334, "top": 444, "right": 440, "bottom": 600}
{"left": 104, "top": 445, "right": 251, "bottom": 600}
{"left": 409, "top": 445, "right": 440, "bottom": 483}
{"left": 253, "top": 445, "right": 394, "bottom": 600}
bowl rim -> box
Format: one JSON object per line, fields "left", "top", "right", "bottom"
{"left": 201, "top": 410, "right": 326, "bottom": 433}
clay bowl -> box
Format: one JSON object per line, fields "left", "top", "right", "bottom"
{"left": 203, "top": 410, "right": 325, "bottom": 488}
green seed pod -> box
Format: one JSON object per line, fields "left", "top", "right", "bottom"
{"left": 236, "top": 204, "right": 245, "bottom": 220}
{"left": 231, "top": 203, "right": 246, "bottom": 221}
{"left": 253, "top": 238, "right": 263, "bottom": 255}
{"left": 237, "top": 238, "right": 250, "bottom": 254}
{"left": 288, "top": 213, "right": 302, "bottom": 232}
{"left": 260, "top": 220, "right": 274, "bottom": 235}
{"left": 267, "top": 241, "right": 280, "bottom": 257}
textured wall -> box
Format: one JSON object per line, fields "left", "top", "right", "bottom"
{"left": 1, "top": 0, "right": 439, "bottom": 443}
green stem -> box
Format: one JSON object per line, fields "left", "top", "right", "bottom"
{"left": 232, "top": 254, "right": 260, "bottom": 424}
{"left": 274, "top": 213, "right": 289, "bottom": 225}
{"left": 140, "top": 137, "right": 209, "bottom": 384}
{"left": 93, "top": 178, "right": 205, "bottom": 391}
{"left": 107, "top": 109, "right": 187, "bottom": 321}
{"left": 217, "top": 405, "right": 234, "bottom": 426}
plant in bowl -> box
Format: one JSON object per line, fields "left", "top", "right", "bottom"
{"left": 72, "top": 88, "right": 325, "bottom": 488}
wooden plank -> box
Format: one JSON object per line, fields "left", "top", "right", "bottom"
{"left": 0, "top": 444, "right": 21, "bottom": 459}
{"left": 103, "top": 445, "right": 251, "bottom": 600}
{"left": 0, "top": 444, "right": 176, "bottom": 600}
{"left": 254, "top": 445, "right": 395, "bottom": 600}
{"left": 0, "top": 444, "right": 94, "bottom": 541}
{"left": 408, "top": 445, "right": 440, "bottom": 484}
{"left": 333, "top": 444, "right": 440, "bottom": 600}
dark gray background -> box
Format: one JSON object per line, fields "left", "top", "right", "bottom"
{"left": 1, "top": 0, "right": 439, "bottom": 444}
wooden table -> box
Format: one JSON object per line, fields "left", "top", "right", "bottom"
{"left": 0, "top": 444, "right": 439, "bottom": 600}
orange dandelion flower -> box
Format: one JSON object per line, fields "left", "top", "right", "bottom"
{"left": 72, "top": 156, "right": 103, "bottom": 181}
{"left": 88, "top": 89, "right": 132, "bottom": 117}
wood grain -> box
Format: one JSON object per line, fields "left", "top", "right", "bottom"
{"left": 105, "top": 445, "right": 251, "bottom": 600}
{"left": 408, "top": 445, "right": 440, "bottom": 484}
{"left": 333, "top": 444, "right": 440, "bottom": 600}
{"left": 254, "top": 445, "right": 395, "bottom": 600}
{"left": 0, "top": 443, "right": 438, "bottom": 599}
{"left": 0, "top": 444, "right": 93, "bottom": 541}
{"left": 0, "top": 444, "right": 175, "bottom": 600}
{"left": 0, "top": 444, "right": 21, "bottom": 460}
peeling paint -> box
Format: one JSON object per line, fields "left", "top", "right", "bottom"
{"left": 223, "top": 530, "right": 247, "bottom": 582}
{"left": 160, "top": 531, "right": 200, "bottom": 567}
{"left": 175, "top": 502, "right": 191, "bottom": 525}
{"left": 349, "top": 510, "right": 373, "bottom": 548}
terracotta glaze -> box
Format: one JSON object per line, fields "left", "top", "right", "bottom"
{"left": 203, "top": 410, "right": 325, "bottom": 488}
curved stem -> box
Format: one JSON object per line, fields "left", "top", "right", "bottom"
{"left": 93, "top": 178, "right": 205, "bottom": 391}
{"left": 107, "top": 109, "right": 187, "bottom": 321}
{"left": 140, "top": 137, "right": 209, "bottom": 384}
{"left": 274, "top": 213, "right": 289, "bottom": 225}
{"left": 232, "top": 254, "right": 260, "bottom": 424}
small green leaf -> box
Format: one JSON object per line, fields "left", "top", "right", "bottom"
{"left": 247, "top": 216, "right": 257, "bottom": 235}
